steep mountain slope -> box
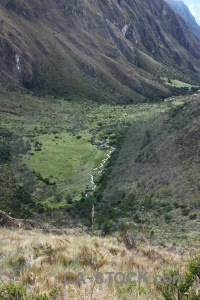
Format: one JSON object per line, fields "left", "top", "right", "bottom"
{"left": 165, "top": 0, "right": 200, "bottom": 42}
{"left": 0, "top": 0, "right": 200, "bottom": 102}
{"left": 102, "top": 95, "right": 200, "bottom": 203}
{"left": 92, "top": 94, "right": 200, "bottom": 242}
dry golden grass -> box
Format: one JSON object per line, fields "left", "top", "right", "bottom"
{"left": 0, "top": 227, "right": 196, "bottom": 299}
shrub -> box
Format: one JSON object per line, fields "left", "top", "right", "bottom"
{"left": 77, "top": 245, "right": 92, "bottom": 266}
{"left": 133, "top": 213, "right": 142, "bottom": 223}
{"left": 142, "top": 197, "right": 154, "bottom": 210}
{"left": 0, "top": 283, "right": 24, "bottom": 300}
{"left": 102, "top": 220, "right": 115, "bottom": 234}
{"left": 174, "top": 202, "right": 180, "bottom": 209}
{"left": 189, "top": 214, "right": 197, "bottom": 220}
{"left": 0, "top": 283, "right": 50, "bottom": 299}
{"left": 164, "top": 214, "right": 172, "bottom": 222}
{"left": 156, "top": 252, "right": 200, "bottom": 299}
{"left": 182, "top": 208, "right": 190, "bottom": 216}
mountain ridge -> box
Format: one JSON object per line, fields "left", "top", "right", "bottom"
{"left": 165, "top": 0, "right": 200, "bottom": 42}
{"left": 0, "top": 0, "right": 200, "bottom": 103}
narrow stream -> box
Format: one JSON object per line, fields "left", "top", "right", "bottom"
{"left": 86, "top": 146, "right": 115, "bottom": 196}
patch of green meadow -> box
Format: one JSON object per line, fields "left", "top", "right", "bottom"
{"left": 23, "top": 132, "right": 108, "bottom": 201}
{"left": 160, "top": 76, "right": 198, "bottom": 88}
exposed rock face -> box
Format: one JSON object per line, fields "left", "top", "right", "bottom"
{"left": 0, "top": 210, "right": 19, "bottom": 227}
{"left": 0, "top": 210, "right": 40, "bottom": 228}
{"left": 165, "top": 0, "right": 200, "bottom": 42}
{"left": 0, "top": 0, "right": 200, "bottom": 102}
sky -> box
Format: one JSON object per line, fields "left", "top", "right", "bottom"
{"left": 181, "top": 0, "right": 200, "bottom": 24}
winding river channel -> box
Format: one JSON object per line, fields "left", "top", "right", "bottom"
{"left": 85, "top": 146, "right": 115, "bottom": 196}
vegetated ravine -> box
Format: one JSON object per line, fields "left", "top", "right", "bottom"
{"left": 86, "top": 146, "right": 115, "bottom": 196}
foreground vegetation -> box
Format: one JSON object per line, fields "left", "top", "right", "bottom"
{"left": 0, "top": 226, "right": 200, "bottom": 300}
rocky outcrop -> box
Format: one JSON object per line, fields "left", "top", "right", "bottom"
{"left": 0, "top": 210, "right": 19, "bottom": 227}
{"left": 0, "top": 210, "right": 40, "bottom": 228}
